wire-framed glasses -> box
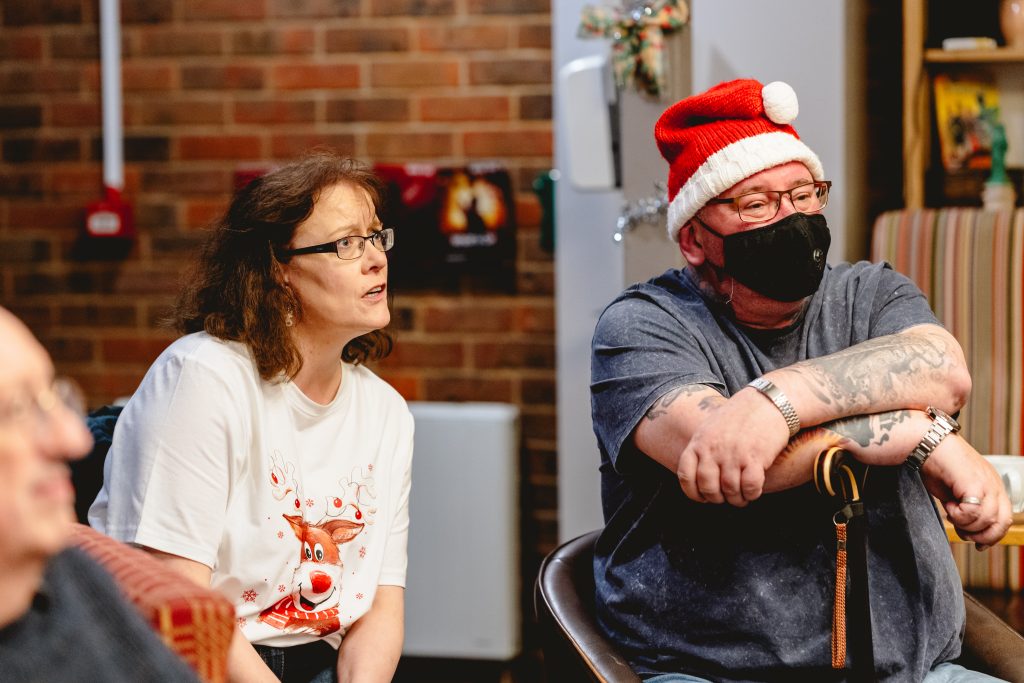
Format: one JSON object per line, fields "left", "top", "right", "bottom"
{"left": 0, "top": 377, "right": 86, "bottom": 430}
{"left": 278, "top": 228, "right": 395, "bottom": 261}
{"left": 706, "top": 181, "right": 831, "bottom": 223}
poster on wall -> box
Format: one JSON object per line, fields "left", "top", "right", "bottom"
{"left": 375, "top": 163, "right": 516, "bottom": 291}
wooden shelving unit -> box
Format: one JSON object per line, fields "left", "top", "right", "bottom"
{"left": 903, "top": 0, "right": 1024, "bottom": 207}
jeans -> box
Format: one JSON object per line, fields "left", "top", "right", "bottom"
{"left": 254, "top": 640, "right": 337, "bottom": 683}
{"left": 644, "top": 662, "right": 1008, "bottom": 682}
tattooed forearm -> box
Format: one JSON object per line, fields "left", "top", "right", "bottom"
{"left": 698, "top": 394, "right": 725, "bottom": 412}
{"left": 782, "top": 329, "right": 957, "bottom": 413}
{"left": 644, "top": 384, "right": 714, "bottom": 420}
{"left": 824, "top": 409, "right": 913, "bottom": 447}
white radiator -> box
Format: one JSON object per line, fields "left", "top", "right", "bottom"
{"left": 402, "top": 401, "right": 521, "bottom": 660}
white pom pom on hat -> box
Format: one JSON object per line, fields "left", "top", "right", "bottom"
{"left": 654, "top": 78, "right": 825, "bottom": 242}
{"left": 761, "top": 81, "right": 799, "bottom": 125}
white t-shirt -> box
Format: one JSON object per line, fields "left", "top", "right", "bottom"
{"left": 89, "top": 332, "right": 414, "bottom": 648}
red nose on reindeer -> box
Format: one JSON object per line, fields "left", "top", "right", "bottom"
{"left": 310, "top": 571, "right": 333, "bottom": 594}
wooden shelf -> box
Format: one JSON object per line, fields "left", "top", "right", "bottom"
{"left": 926, "top": 47, "right": 1024, "bottom": 63}
{"left": 945, "top": 521, "right": 1024, "bottom": 546}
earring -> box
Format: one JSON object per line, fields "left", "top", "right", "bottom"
{"left": 285, "top": 308, "right": 295, "bottom": 328}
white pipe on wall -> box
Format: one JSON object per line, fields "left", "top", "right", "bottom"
{"left": 99, "top": 0, "right": 124, "bottom": 191}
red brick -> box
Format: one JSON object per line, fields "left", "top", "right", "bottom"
{"left": 370, "top": 0, "right": 455, "bottom": 16}
{"left": 232, "top": 28, "right": 315, "bottom": 55}
{"left": 515, "top": 303, "right": 554, "bottom": 333}
{"left": 179, "top": 135, "right": 262, "bottom": 160}
{"left": 473, "top": 341, "right": 553, "bottom": 369}
{"left": 58, "top": 304, "right": 137, "bottom": 327}
{"left": 417, "top": 23, "right": 510, "bottom": 51}
{"left": 183, "top": 0, "right": 267, "bottom": 20}
{"left": 8, "top": 202, "right": 82, "bottom": 230}
{"left": 182, "top": 65, "right": 265, "bottom": 90}
{"left": 515, "top": 195, "right": 542, "bottom": 226}
{"left": 366, "top": 132, "right": 453, "bottom": 158}
{"left": 0, "top": 237, "right": 52, "bottom": 263}
{"left": 271, "top": 64, "right": 360, "bottom": 90}
{"left": 326, "top": 97, "right": 409, "bottom": 123}
{"left": 423, "top": 376, "right": 513, "bottom": 402}
{"left": 3, "top": 1, "right": 82, "bottom": 26}
{"left": 0, "top": 105, "right": 42, "bottom": 129}
{"left": 519, "top": 94, "right": 551, "bottom": 120}
{"left": 72, "top": 370, "right": 145, "bottom": 408}
{"left": 132, "top": 100, "right": 226, "bottom": 126}
{"left": 1, "top": 67, "right": 80, "bottom": 93}
{"left": 40, "top": 337, "right": 95, "bottom": 363}
{"left": 121, "top": 0, "right": 174, "bottom": 24}
{"left": 141, "top": 169, "right": 233, "bottom": 195}
{"left": 470, "top": 58, "right": 550, "bottom": 85}
{"left": 121, "top": 65, "right": 175, "bottom": 91}
{"left": 326, "top": 28, "right": 411, "bottom": 53}
{"left": 50, "top": 30, "right": 99, "bottom": 59}
{"left": 467, "top": 0, "right": 549, "bottom": 13}
{"left": 268, "top": 0, "right": 360, "bottom": 18}
{"left": 516, "top": 22, "right": 551, "bottom": 49}
{"left": 370, "top": 61, "right": 459, "bottom": 88}
{"left": 0, "top": 33, "right": 44, "bottom": 60}
{"left": 521, "top": 410, "right": 556, "bottom": 439}
{"left": 516, "top": 265, "right": 554, "bottom": 295}
{"left": 114, "top": 268, "right": 184, "bottom": 296}
{"left": 421, "top": 96, "right": 510, "bottom": 122}
{"left": 382, "top": 340, "right": 464, "bottom": 368}
{"left": 6, "top": 304, "right": 52, "bottom": 328}
{"left": 50, "top": 101, "right": 101, "bottom": 127}
{"left": 132, "top": 28, "right": 225, "bottom": 57}
{"left": 234, "top": 99, "right": 317, "bottom": 125}
{"left": 101, "top": 337, "right": 174, "bottom": 364}
{"left": 464, "top": 130, "right": 551, "bottom": 157}
{"left": 185, "top": 199, "right": 230, "bottom": 229}
{"left": 422, "top": 303, "right": 514, "bottom": 332}
{"left": 522, "top": 377, "right": 555, "bottom": 404}
{"left": 270, "top": 134, "right": 356, "bottom": 159}
{"left": 50, "top": 167, "right": 103, "bottom": 194}
{"left": 0, "top": 171, "right": 44, "bottom": 197}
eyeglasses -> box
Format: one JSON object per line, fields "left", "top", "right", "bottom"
{"left": 706, "top": 181, "right": 831, "bottom": 224}
{"left": 277, "top": 228, "right": 395, "bottom": 261}
{"left": 0, "top": 377, "right": 86, "bottom": 431}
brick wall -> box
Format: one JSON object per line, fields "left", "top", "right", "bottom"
{"left": 0, "top": 0, "right": 554, "bottom": 654}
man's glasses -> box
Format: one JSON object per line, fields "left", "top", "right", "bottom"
{"left": 0, "top": 377, "right": 86, "bottom": 431}
{"left": 278, "top": 228, "right": 395, "bottom": 261}
{"left": 706, "top": 181, "right": 831, "bottom": 224}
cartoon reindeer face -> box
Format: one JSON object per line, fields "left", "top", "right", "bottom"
{"left": 283, "top": 514, "right": 363, "bottom": 612}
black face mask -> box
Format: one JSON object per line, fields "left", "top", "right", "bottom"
{"left": 698, "top": 212, "right": 831, "bottom": 302}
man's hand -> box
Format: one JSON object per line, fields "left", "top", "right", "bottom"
{"left": 921, "top": 435, "right": 1011, "bottom": 549}
{"left": 676, "top": 387, "right": 791, "bottom": 506}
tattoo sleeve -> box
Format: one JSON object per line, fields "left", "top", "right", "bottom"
{"left": 644, "top": 384, "right": 721, "bottom": 421}
{"left": 779, "top": 329, "right": 956, "bottom": 413}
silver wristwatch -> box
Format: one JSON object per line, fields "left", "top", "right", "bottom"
{"left": 904, "top": 406, "right": 961, "bottom": 471}
{"left": 747, "top": 377, "right": 800, "bottom": 437}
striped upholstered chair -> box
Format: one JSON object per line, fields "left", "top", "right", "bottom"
{"left": 872, "top": 207, "right": 1024, "bottom": 588}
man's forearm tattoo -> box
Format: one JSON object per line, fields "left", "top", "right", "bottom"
{"left": 786, "top": 332, "right": 951, "bottom": 411}
{"left": 644, "top": 384, "right": 711, "bottom": 420}
{"left": 824, "top": 409, "right": 913, "bottom": 447}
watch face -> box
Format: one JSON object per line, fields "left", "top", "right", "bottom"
{"left": 929, "top": 407, "right": 961, "bottom": 431}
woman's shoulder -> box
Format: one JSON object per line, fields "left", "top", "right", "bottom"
{"left": 150, "top": 332, "right": 260, "bottom": 391}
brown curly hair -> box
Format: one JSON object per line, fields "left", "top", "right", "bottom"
{"left": 173, "top": 150, "right": 393, "bottom": 381}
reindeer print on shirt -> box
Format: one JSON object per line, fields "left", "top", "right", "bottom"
{"left": 258, "top": 464, "right": 377, "bottom": 637}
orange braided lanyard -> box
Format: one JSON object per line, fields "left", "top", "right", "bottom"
{"left": 813, "top": 445, "right": 865, "bottom": 671}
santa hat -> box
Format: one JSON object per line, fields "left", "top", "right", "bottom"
{"left": 655, "top": 78, "right": 824, "bottom": 242}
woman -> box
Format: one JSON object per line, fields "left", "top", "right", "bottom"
{"left": 90, "top": 151, "right": 412, "bottom": 683}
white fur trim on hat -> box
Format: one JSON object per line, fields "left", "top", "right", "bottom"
{"left": 666, "top": 131, "right": 824, "bottom": 241}
{"left": 762, "top": 81, "right": 799, "bottom": 125}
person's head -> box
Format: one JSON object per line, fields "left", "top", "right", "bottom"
{"left": 655, "top": 79, "right": 831, "bottom": 310}
{"left": 175, "top": 150, "right": 393, "bottom": 381}
{"left": 0, "top": 308, "right": 92, "bottom": 567}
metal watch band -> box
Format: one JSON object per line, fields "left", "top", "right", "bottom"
{"left": 904, "top": 406, "right": 961, "bottom": 471}
{"left": 748, "top": 377, "right": 800, "bottom": 437}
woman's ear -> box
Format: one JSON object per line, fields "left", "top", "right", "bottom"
{"left": 678, "top": 221, "right": 705, "bottom": 267}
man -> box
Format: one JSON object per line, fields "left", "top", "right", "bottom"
{"left": 0, "top": 307, "right": 199, "bottom": 682}
{"left": 590, "top": 79, "right": 1012, "bottom": 682}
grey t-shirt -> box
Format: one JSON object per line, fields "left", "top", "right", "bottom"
{"left": 590, "top": 261, "right": 964, "bottom": 682}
